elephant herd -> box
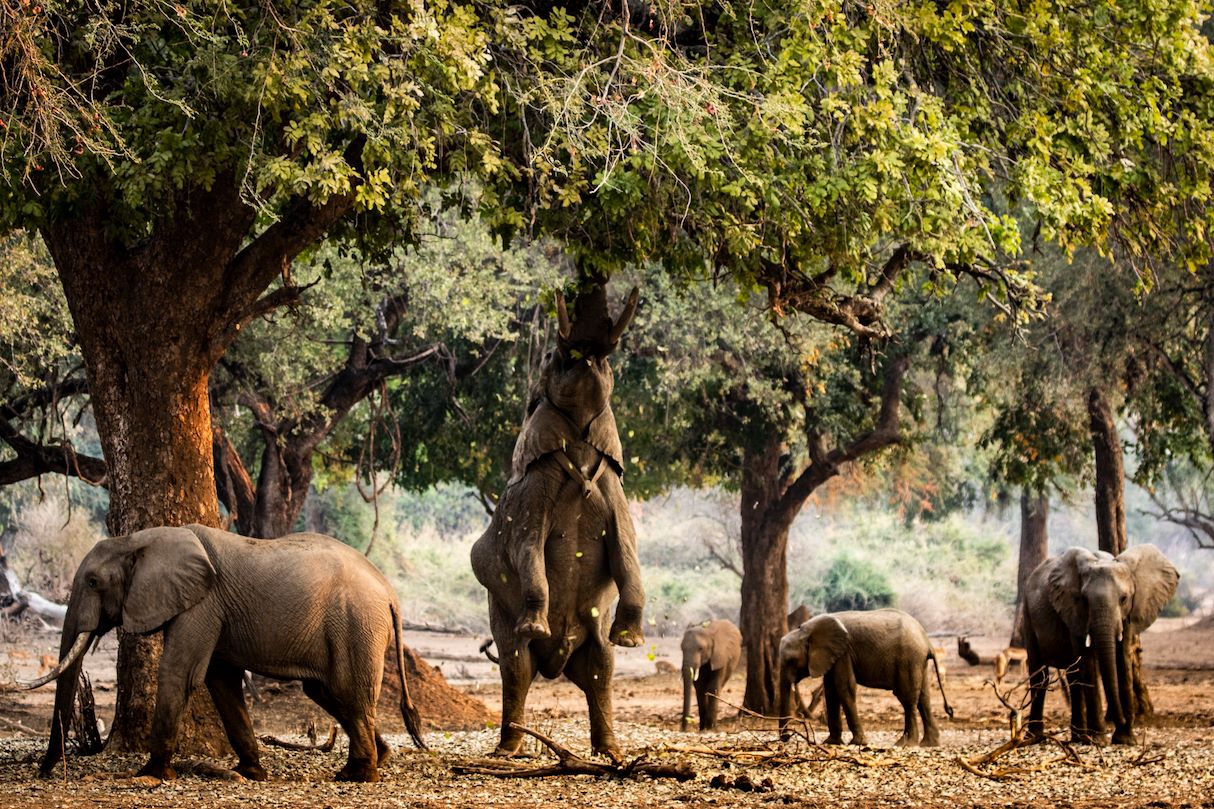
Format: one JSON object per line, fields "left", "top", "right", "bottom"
{"left": 21, "top": 284, "right": 1181, "bottom": 783}
{"left": 679, "top": 542, "right": 1179, "bottom": 751}
{"left": 679, "top": 607, "right": 952, "bottom": 746}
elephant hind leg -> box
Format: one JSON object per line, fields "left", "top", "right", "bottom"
{"left": 302, "top": 680, "right": 380, "bottom": 782}
{"left": 893, "top": 691, "right": 918, "bottom": 747}
{"left": 205, "top": 661, "right": 266, "bottom": 781}
{"left": 565, "top": 641, "right": 619, "bottom": 759}
{"left": 490, "top": 602, "right": 536, "bottom": 757}
{"left": 917, "top": 680, "right": 940, "bottom": 747}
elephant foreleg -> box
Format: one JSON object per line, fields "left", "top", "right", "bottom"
{"left": 603, "top": 484, "right": 645, "bottom": 647}
{"left": 506, "top": 512, "right": 554, "bottom": 640}
{"left": 205, "top": 661, "right": 266, "bottom": 781}
{"left": 139, "top": 620, "right": 221, "bottom": 781}
{"left": 834, "top": 669, "right": 867, "bottom": 747}
{"left": 822, "top": 680, "right": 845, "bottom": 745}
{"left": 565, "top": 640, "right": 619, "bottom": 759}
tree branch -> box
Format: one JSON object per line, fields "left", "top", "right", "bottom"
{"left": 212, "top": 425, "right": 257, "bottom": 533}
{"left": 209, "top": 137, "right": 367, "bottom": 361}
{"left": 770, "top": 354, "right": 911, "bottom": 528}
{"left": 0, "top": 417, "right": 107, "bottom": 487}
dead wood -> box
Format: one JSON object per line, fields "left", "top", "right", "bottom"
{"left": 451, "top": 723, "right": 695, "bottom": 781}
{"left": 259, "top": 724, "right": 337, "bottom": 752}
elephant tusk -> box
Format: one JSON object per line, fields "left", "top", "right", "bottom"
{"left": 607, "top": 287, "right": 640, "bottom": 345}
{"left": 555, "top": 292, "right": 572, "bottom": 341}
{"left": 18, "top": 633, "right": 91, "bottom": 690}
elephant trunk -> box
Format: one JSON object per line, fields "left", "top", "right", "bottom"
{"left": 777, "top": 665, "right": 794, "bottom": 741}
{"left": 680, "top": 657, "right": 696, "bottom": 732}
{"left": 39, "top": 602, "right": 93, "bottom": 776}
{"left": 1091, "top": 610, "right": 1125, "bottom": 736}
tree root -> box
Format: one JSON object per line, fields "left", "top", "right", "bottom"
{"left": 452, "top": 724, "right": 695, "bottom": 781}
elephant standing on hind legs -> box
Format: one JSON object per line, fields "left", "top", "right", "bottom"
{"left": 471, "top": 281, "right": 645, "bottom": 758}
{"left": 23, "top": 524, "right": 425, "bottom": 782}
{"left": 778, "top": 609, "right": 953, "bottom": 747}
{"left": 680, "top": 619, "right": 742, "bottom": 732}
{"left": 1022, "top": 544, "right": 1178, "bottom": 745}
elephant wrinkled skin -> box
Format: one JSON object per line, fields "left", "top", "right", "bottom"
{"left": 27, "top": 524, "right": 424, "bottom": 782}
{"left": 1022, "top": 544, "right": 1178, "bottom": 745}
{"left": 471, "top": 283, "right": 646, "bottom": 758}
{"left": 778, "top": 609, "right": 952, "bottom": 747}
{"left": 680, "top": 619, "right": 742, "bottom": 732}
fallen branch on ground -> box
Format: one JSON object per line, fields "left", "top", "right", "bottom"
{"left": 959, "top": 673, "right": 1097, "bottom": 780}
{"left": 259, "top": 724, "right": 338, "bottom": 752}
{"left": 451, "top": 723, "right": 695, "bottom": 781}
{"left": 653, "top": 742, "right": 897, "bottom": 769}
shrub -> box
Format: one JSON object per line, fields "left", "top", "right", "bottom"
{"left": 812, "top": 553, "right": 895, "bottom": 613}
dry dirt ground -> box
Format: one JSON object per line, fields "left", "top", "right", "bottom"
{"left": 0, "top": 618, "right": 1211, "bottom": 808}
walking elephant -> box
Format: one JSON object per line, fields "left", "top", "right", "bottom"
{"left": 1022, "top": 544, "right": 1178, "bottom": 745}
{"left": 23, "top": 524, "right": 424, "bottom": 782}
{"left": 471, "top": 281, "right": 645, "bottom": 758}
{"left": 680, "top": 619, "right": 742, "bottom": 731}
{"left": 778, "top": 609, "right": 953, "bottom": 746}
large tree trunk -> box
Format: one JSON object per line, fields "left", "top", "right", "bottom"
{"left": 1011, "top": 488, "right": 1049, "bottom": 647}
{"left": 41, "top": 187, "right": 257, "bottom": 756}
{"left": 739, "top": 438, "right": 793, "bottom": 717}
{"left": 1086, "top": 386, "right": 1151, "bottom": 718}
{"left": 1088, "top": 387, "right": 1127, "bottom": 556}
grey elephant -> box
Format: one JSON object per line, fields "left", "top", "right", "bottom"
{"left": 680, "top": 619, "right": 742, "bottom": 732}
{"left": 1022, "top": 544, "right": 1178, "bottom": 745}
{"left": 778, "top": 609, "right": 953, "bottom": 747}
{"left": 24, "top": 524, "right": 424, "bottom": 782}
{"left": 471, "top": 282, "right": 645, "bottom": 758}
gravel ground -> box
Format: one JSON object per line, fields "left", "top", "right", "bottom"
{"left": 2, "top": 720, "right": 1213, "bottom": 808}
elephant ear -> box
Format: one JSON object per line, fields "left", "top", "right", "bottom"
{"left": 806, "top": 615, "right": 850, "bottom": 678}
{"left": 1119, "top": 544, "right": 1180, "bottom": 634}
{"left": 709, "top": 621, "right": 739, "bottom": 670}
{"left": 122, "top": 526, "right": 217, "bottom": 634}
{"left": 1045, "top": 547, "right": 1097, "bottom": 633}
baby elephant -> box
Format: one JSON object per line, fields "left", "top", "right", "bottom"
{"left": 680, "top": 619, "right": 742, "bottom": 731}
{"left": 778, "top": 608, "right": 952, "bottom": 746}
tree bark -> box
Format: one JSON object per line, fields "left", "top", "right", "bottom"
{"left": 1088, "top": 387, "right": 1127, "bottom": 556}
{"left": 1010, "top": 488, "right": 1049, "bottom": 648}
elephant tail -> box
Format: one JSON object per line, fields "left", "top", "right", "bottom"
{"left": 391, "top": 602, "right": 428, "bottom": 749}
{"left": 928, "top": 649, "right": 955, "bottom": 719}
